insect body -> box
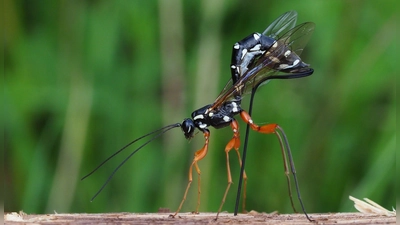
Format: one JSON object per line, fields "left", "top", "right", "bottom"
{"left": 82, "top": 10, "right": 315, "bottom": 221}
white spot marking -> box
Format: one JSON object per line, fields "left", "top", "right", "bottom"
{"left": 231, "top": 65, "right": 236, "bottom": 69}
{"left": 253, "top": 33, "right": 260, "bottom": 40}
{"left": 193, "top": 115, "right": 204, "bottom": 120}
{"left": 278, "top": 64, "right": 289, "bottom": 69}
{"left": 272, "top": 41, "right": 278, "bottom": 48}
{"left": 279, "top": 59, "right": 300, "bottom": 70}
{"left": 199, "top": 124, "right": 207, "bottom": 129}
{"left": 250, "top": 44, "right": 261, "bottom": 52}
{"left": 231, "top": 102, "right": 239, "bottom": 112}
{"left": 241, "top": 49, "right": 248, "bottom": 59}
{"left": 208, "top": 112, "right": 214, "bottom": 117}
{"left": 233, "top": 43, "right": 240, "bottom": 49}
{"left": 284, "top": 50, "right": 291, "bottom": 57}
{"left": 223, "top": 116, "right": 230, "bottom": 122}
{"left": 249, "top": 119, "right": 253, "bottom": 124}
{"left": 270, "top": 56, "right": 280, "bottom": 63}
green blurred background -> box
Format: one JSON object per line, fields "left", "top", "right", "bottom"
{"left": 4, "top": 0, "right": 396, "bottom": 215}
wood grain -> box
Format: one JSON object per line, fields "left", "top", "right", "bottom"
{"left": 4, "top": 211, "right": 396, "bottom": 224}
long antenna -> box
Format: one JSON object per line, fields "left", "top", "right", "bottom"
{"left": 81, "top": 123, "right": 180, "bottom": 201}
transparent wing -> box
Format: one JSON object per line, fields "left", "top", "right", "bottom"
{"left": 239, "top": 22, "right": 315, "bottom": 94}
{"left": 276, "top": 22, "right": 315, "bottom": 57}
{"left": 263, "top": 11, "right": 298, "bottom": 39}
{"left": 211, "top": 22, "right": 315, "bottom": 108}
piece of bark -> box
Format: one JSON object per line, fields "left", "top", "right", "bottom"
{"left": 4, "top": 211, "right": 397, "bottom": 224}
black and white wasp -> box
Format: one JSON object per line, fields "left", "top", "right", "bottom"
{"left": 82, "top": 10, "right": 315, "bottom": 221}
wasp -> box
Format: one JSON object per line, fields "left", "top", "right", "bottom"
{"left": 82, "top": 10, "right": 315, "bottom": 221}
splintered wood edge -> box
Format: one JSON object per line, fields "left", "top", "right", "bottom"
{"left": 4, "top": 212, "right": 397, "bottom": 224}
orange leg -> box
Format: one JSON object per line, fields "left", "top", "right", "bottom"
{"left": 170, "top": 131, "right": 210, "bottom": 218}
{"left": 240, "top": 111, "right": 298, "bottom": 213}
{"left": 215, "top": 120, "right": 248, "bottom": 220}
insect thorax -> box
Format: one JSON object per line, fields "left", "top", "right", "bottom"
{"left": 192, "top": 100, "right": 242, "bottom": 130}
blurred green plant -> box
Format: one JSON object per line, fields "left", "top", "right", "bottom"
{"left": 4, "top": 0, "right": 396, "bottom": 215}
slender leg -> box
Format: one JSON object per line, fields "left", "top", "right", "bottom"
{"left": 215, "top": 120, "right": 248, "bottom": 220}
{"left": 239, "top": 111, "right": 313, "bottom": 221}
{"left": 194, "top": 162, "right": 201, "bottom": 214}
{"left": 234, "top": 148, "right": 248, "bottom": 213}
{"left": 170, "top": 131, "right": 210, "bottom": 218}
{"left": 230, "top": 121, "right": 248, "bottom": 213}
{"left": 274, "top": 130, "right": 297, "bottom": 213}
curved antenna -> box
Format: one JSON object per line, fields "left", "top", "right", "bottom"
{"left": 81, "top": 123, "right": 181, "bottom": 201}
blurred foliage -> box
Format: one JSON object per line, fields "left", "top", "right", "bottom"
{"left": 4, "top": 0, "right": 396, "bottom": 215}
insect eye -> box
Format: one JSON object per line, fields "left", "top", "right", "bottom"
{"left": 181, "top": 118, "right": 195, "bottom": 139}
